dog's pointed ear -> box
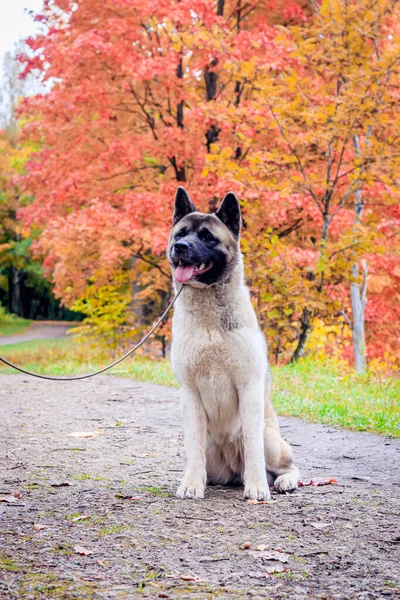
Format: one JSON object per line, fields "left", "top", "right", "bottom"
{"left": 216, "top": 192, "right": 241, "bottom": 238}
{"left": 173, "top": 187, "right": 196, "bottom": 225}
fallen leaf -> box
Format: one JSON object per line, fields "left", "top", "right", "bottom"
{"left": 33, "top": 523, "right": 48, "bottom": 531}
{"left": 248, "top": 550, "right": 289, "bottom": 563}
{"left": 310, "top": 521, "right": 332, "bottom": 530}
{"left": 72, "top": 515, "right": 91, "bottom": 522}
{"left": 179, "top": 574, "right": 200, "bottom": 581}
{"left": 0, "top": 495, "right": 17, "bottom": 503}
{"left": 255, "top": 544, "right": 269, "bottom": 551}
{"left": 13, "top": 492, "right": 21, "bottom": 499}
{"left": 73, "top": 545, "right": 93, "bottom": 556}
{"left": 298, "top": 478, "right": 337, "bottom": 487}
{"left": 247, "top": 499, "right": 259, "bottom": 505}
{"left": 241, "top": 541, "right": 252, "bottom": 549}
{"left": 266, "top": 563, "right": 285, "bottom": 574}
{"left": 68, "top": 430, "right": 101, "bottom": 438}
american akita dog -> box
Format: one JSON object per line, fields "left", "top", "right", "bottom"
{"left": 167, "top": 187, "right": 300, "bottom": 500}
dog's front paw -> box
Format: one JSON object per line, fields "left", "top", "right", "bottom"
{"left": 243, "top": 480, "right": 271, "bottom": 501}
{"left": 176, "top": 481, "right": 205, "bottom": 499}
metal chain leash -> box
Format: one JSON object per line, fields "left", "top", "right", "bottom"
{"left": 0, "top": 286, "right": 183, "bottom": 382}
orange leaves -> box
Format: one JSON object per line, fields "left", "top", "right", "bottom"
{"left": 298, "top": 478, "right": 337, "bottom": 487}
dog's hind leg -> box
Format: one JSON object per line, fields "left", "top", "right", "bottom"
{"left": 264, "top": 404, "right": 300, "bottom": 493}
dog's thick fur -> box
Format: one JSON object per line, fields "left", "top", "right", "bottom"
{"left": 167, "top": 187, "right": 300, "bottom": 500}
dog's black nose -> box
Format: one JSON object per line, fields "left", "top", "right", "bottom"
{"left": 174, "top": 241, "right": 189, "bottom": 253}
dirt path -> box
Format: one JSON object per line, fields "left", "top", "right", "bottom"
{"left": 0, "top": 374, "right": 399, "bottom": 599}
{"left": 0, "top": 322, "right": 74, "bottom": 346}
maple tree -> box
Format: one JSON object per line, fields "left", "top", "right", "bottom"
{"left": 206, "top": 0, "right": 400, "bottom": 370}
{"left": 17, "top": 0, "right": 400, "bottom": 370}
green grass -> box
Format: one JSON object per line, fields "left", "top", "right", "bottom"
{"left": 272, "top": 360, "right": 399, "bottom": 437}
{"left": 0, "top": 337, "right": 176, "bottom": 385}
{"left": 0, "top": 337, "right": 398, "bottom": 436}
{"left": 0, "top": 311, "right": 31, "bottom": 337}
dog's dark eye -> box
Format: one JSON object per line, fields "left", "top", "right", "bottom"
{"left": 199, "top": 229, "right": 215, "bottom": 242}
{"left": 175, "top": 228, "right": 187, "bottom": 240}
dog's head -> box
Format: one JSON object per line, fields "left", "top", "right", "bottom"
{"left": 167, "top": 187, "right": 241, "bottom": 287}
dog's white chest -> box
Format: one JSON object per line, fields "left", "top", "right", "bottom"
{"left": 172, "top": 325, "right": 247, "bottom": 443}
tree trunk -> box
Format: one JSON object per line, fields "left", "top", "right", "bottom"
{"left": 12, "top": 268, "right": 23, "bottom": 317}
{"left": 7, "top": 272, "right": 13, "bottom": 313}
{"left": 350, "top": 259, "right": 367, "bottom": 374}
{"left": 350, "top": 135, "right": 368, "bottom": 373}
{"left": 290, "top": 307, "right": 312, "bottom": 363}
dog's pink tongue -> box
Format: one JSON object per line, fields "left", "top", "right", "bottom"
{"left": 175, "top": 264, "right": 195, "bottom": 283}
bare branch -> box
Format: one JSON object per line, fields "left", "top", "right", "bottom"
{"left": 268, "top": 105, "right": 322, "bottom": 212}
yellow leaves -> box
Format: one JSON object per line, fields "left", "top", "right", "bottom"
{"left": 307, "top": 318, "right": 352, "bottom": 363}
{"left": 14, "top": 225, "right": 31, "bottom": 239}
{"left": 71, "top": 275, "right": 135, "bottom": 357}
{"left": 220, "top": 146, "right": 233, "bottom": 160}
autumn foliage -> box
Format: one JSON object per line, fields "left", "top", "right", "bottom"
{"left": 17, "top": 0, "right": 400, "bottom": 369}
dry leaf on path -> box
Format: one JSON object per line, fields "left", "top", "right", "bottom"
{"left": 33, "top": 523, "right": 48, "bottom": 531}
{"left": 73, "top": 545, "right": 93, "bottom": 556}
{"left": 310, "top": 521, "right": 332, "bottom": 530}
{"left": 179, "top": 574, "right": 200, "bottom": 581}
{"left": 72, "top": 515, "right": 91, "bottom": 522}
{"left": 298, "top": 478, "right": 337, "bottom": 487}
{"left": 0, "top": 495, "right": 17, "bottom": 503}
{"left": 255, "top": 544, "right": 269, "bottom": 551}
{"left": 266, "top": 563, "right": 286, "bottom": 574}
{"left": 68, "top": 430, "right": 101, "bottom": 438}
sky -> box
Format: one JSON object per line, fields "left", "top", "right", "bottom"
{"left": 0, "top": 0, "right": 43, "bottom": 82}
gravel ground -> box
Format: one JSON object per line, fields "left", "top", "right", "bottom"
{"left": 0, "top": 374, "right": 399, "bottom": 599}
